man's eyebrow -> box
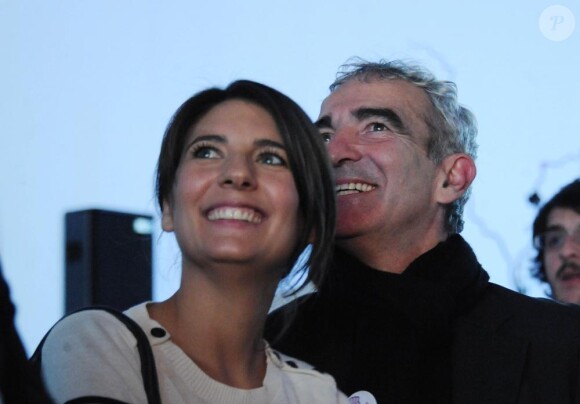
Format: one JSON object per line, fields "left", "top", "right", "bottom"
{"left": 314, "top": 116, "right": 332, "bottom": 129}
{"left": 355, "top": 108, "right": 406, "bottom": 133}
{"left": 545, "top": 224, "right": 566, "bottom": 232}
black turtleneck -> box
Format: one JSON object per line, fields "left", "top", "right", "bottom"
{"left": 267, "top": 234, "right": 489, "bottom": 403}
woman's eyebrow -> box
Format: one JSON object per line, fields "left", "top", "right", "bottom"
{"left": 185, "top": 134, "right": 226, "bottom": 150}
{"left": 254, "top": 139, "right": 286, "bottom": 149}
{"left": 185, "top": 136, "right": 285, "bottom": 151}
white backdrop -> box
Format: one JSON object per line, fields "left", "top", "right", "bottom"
{"left": 1, "top": 0, "right": 579, "bottom": 353}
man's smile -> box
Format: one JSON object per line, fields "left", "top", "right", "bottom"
{"left": 335, "top": 182, "right": 376, "bottom": 196}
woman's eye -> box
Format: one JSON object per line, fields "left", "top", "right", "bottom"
{"left": 320, "top": 132, "right": 332, "bottom": 143}
{"left": 258, "top": 152, "right": 287, "bottom": 166}
{"left": 192, "top": 146, "right": 220, "bottom": 159}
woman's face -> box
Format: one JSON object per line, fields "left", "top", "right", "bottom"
{"left": 162, "top": 99, "right": 301, "bottom": 277}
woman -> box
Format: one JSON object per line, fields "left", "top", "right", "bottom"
{"left": 40, "top": 80, "right": 347, "bottom": 403}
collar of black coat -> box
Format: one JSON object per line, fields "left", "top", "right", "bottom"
{"left": 321, "top": 234, "right": 490, "bottom": 340}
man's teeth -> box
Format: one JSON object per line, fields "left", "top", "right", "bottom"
{"left": 335, "top": 183, "right": 375, "bottom": 195}
{"left": 207, "top": 208, "right": 262, "bottom": 223}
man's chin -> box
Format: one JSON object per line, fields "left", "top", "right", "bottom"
{"left": 555, "top": 288, "right": 580, "bottom": 305}
{"left": 334, "top": 229, "right": 365, "bottom": 241}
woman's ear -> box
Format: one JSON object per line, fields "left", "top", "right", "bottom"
{"left": 435, "top": 153, "right": 476, "bottom": 205}
{"left": 307, "top": 231, "right": 317, "bottom": 247}
{"left": 161, "top": 199, "right": 175, "bottom": 232}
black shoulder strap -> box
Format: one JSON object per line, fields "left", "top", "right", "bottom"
{"left": 31, "top": 306, "right": 161, "bottom": 404}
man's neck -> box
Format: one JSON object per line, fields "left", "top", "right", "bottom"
{"left": 337, "top": 232, "right": 448, "bottom": 274}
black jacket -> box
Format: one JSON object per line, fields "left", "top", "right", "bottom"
{"left": 266, "top": 235, "right": 580, "bottom": 403}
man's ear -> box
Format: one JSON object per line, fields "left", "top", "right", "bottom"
{"left": 435, "top": 153, "right": 476, "bottom": 204}
{"left": 161, "top": 199, "right": 175, "bottom": 232}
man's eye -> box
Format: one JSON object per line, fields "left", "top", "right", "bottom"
{"left": 192, "top": 146, "right": 220, "bottom": 159}
{"left": 545, "top": 232, "right": 564, "bottom": 248}
{"left": 369, "top": 122, "right": 388, "bottom": 132}
{"left": 320, "top": 133, "right": 332, "bottom": 143}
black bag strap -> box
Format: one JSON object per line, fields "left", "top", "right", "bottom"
{"left": 31, "top": 306, "right": 161, "bottom": 404}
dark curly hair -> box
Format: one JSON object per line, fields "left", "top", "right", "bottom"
{"left": 531, "top": 179, "right": 580, "bottom": 282}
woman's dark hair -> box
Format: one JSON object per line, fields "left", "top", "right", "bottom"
{"left": 155, "top": 80, "right": 336, "bottom": 293}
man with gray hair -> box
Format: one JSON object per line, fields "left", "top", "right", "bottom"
{"left": 267, "top": 60, "right": 580, "bottom": 403}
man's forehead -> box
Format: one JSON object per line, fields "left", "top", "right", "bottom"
{"left": 318, "top": 78, "right": 430, "bottom": 120}
{"left": 547, "top": 207, "right": 580, "bottom": 228}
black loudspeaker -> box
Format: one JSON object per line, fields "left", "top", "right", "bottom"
{"left": 65, "top": 209, "right": 153, "bottom": 314}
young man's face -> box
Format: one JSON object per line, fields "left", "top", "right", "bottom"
{"left": 543, "top": 207, "right": 580, "bottom": 304}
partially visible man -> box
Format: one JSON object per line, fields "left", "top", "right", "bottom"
{"left": 267, "top": 60, "right": 580, "bottom": 403}
{"left": 531, "top": 179, "right": 580, "bottom": 304}
{"left": 0, "top": 260, "right": 53, "bottom": 403}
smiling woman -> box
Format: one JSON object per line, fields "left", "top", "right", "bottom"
{"left": 37, "top": 81, "right": 346, "bottom": 403}
{"left": 162, "top": 100, "right": 303, "bottom": 277}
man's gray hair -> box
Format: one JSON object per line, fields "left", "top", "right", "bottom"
{"left": 330, "top": 59, "right": 478, "bottom": 234}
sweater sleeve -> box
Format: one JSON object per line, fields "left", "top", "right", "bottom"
{"left": 41, "top": 310, "right": 149, "bottom": 403}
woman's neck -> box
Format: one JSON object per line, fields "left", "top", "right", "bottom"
{"left": 148, "top": 266, "right": 278, "bottom": 388}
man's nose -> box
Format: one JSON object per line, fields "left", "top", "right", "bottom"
{"left": 559, "top": 233, "right": 580, "bottom": 260}
{"left": 218, "top": 156, "right": 257, "bottom": 190}
{"left": 327, "top": 129, "right": 363, "bottom": 167}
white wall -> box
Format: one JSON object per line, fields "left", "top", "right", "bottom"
{"left": 1, "top": 0, "right": 578, "bottom": 353}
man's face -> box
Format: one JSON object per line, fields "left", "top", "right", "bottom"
{"left": 316, "top": 78, "right": 443, "bottom": 251}
{"left": 543, "top": 207, "right": 580, "bottom": 304}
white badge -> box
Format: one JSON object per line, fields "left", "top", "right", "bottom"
{"left": 348, "top": 390, "right": 377, "bottom": 404}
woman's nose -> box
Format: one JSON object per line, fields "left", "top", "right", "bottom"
{"left": 218, "top": 156, "right": 257, "bottom": 189}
